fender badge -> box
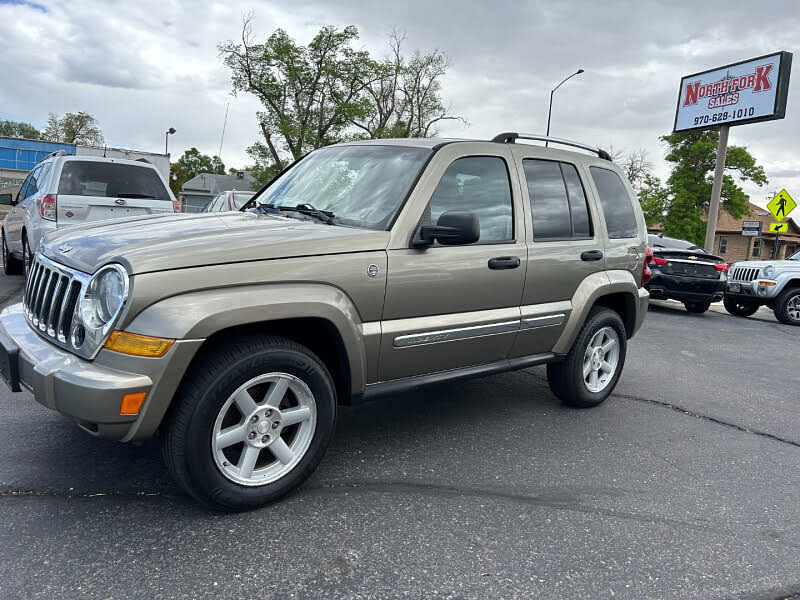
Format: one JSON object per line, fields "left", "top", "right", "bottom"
{"left": 367, "top": 264, "right": 379, "bottom": 278}
{"left": 58, "top": 244, "right": 73, "bottom": 253}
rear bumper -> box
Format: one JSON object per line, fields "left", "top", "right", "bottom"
{"left": 646, "top": 271, "right": 726, "bottom": 303}
{"left": 0, "top": 304, "right": 202, "bottom": 441}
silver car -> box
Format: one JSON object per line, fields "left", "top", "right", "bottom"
{"left": 2, "top": 153, "right": 178, "bottom": 276}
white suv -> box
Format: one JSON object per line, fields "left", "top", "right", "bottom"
{"left": 2, "top": 152, "right": 179, "bottom": 276}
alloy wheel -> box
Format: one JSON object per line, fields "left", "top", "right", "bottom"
{"left": 212, "top": 372, "right": 317, "bottom": 487}
{"left": 582, "top": 326, "right": 620, "bottom": 393}
{"left": 787, "top": 293, "right": 800, "bottom": 322}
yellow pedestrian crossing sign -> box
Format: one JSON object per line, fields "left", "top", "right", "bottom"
{"left": 767, "top": 189, "right": 796, "bottom": 221}
{"left": 769, "top": 222, "right": 789, "bottom": 233}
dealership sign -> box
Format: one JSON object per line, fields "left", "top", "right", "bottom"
{"left": 674, "top": 51, "right": 792, "bottom": 132}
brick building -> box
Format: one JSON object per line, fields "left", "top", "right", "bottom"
{"left": 648, "top": 200, "right": 800, "bottom": 263}
{"left": 710, "top": 201, "right": 800, "bottom": 262}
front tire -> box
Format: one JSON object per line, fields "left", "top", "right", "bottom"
{"left": 723, "top": 296, "right": 759, "bottom": 318}
{"left": 22, "top": 237, "right": 33, "bottom": 278}
{"left": 683, "top": 301, "right": 710, "bottom": 314}
{"left": 547, "top": 307, "right": 627, "bottom": 408}
{"left": 773, "top": 288, "right": 800, "bottom": 326}
{"left": 2, "top": 233, "right": 22, "bottom": 275}
{"left": 161, "top": 335, "right": 337, "bottom": 511}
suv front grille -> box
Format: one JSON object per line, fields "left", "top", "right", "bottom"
{"left": 729, "top": 267, "right": 759, "bottom": 282}
{"left": 24, "top": 254, "right": 85, "bottom": 344}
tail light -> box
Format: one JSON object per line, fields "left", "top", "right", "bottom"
{"left": 652, "top": 255, "right": 669, "bottom": 266}
{"left": 641, "top": 246, "right": 653, "bottom": 287}
{"left": 172, "top": 200, "right": 182, "bottom": 213}
{"left": 38, "top": 194, "right": 57, "bottom": 221}
{"left": 714, "top": 263, "right": 729, "bottom": 274}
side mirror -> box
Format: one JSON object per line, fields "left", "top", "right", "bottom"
{"left": 0, "top": 194, "right": 12, "bottom": 206}
{"left": 413, "top": 210, "right": 480, "bottom": 248}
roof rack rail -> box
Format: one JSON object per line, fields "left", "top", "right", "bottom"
{"left": 490, "top": 132, "right": 612, "bottom": 161}
{"left": 42, "top": 150, "right": 68, "bottom": 160}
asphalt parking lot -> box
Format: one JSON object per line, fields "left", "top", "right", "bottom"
{"left": 1, "top": 269, "right": 799, "bottom": 600}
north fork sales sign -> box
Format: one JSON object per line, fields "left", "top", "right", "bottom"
{"left": 674, "top": 51, "right": 792, "bottom": 132}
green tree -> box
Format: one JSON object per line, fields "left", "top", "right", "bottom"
{"left": 352, "top": 29, "right": 464, "bottom": 139}
{"left": 169, "top": 147, "right": 226, "bottom": 195}
{"left": 655, "top": 130, "right": 768, "bottom": 244}
{"left": 219, "top": 18, "right": 463, "bottom": 184}
{"left": 42, "top": 111, "right": 104, "bottom": 145}
{"left": 0, "top": 120, "right": 41, "bottom": 139}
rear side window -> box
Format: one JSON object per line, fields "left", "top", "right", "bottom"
{"left": 590, "top": 167, "right": 638, "bottom": 239}
{"left": 523, "top": 159, "right": 593, "bottom": 240}
{"left": 429, "top": 156, "right": 513, "bottom": 243}
{"left": 58, "top": 162, "right": 170, "bottom": 200}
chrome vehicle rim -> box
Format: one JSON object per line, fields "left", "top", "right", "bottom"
{"left": 212, "top": 372, "right": 317, "bottom": 487}
{"left": 583, "top": 326, "right": 620, "bottom": 393}
{"left": 787, "top": 294, "right": 800, "bottom": 322}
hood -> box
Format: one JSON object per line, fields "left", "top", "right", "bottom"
{"left": 732, "top": 260, "right": 800, "bottom": 270}
{"left": 40, "top": 212, "right": 390, "bottom": 274}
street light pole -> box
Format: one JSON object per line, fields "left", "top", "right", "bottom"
{"left": 165, "top": 127, "right": 176, "bottom": 155}
{"left": 546, "top": 69, "right": 584, "bottom": 146}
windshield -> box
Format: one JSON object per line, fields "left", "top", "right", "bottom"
{"left": 254, "top": 145, "right": 431, "bottom": 229}
{"left": 232, "top": 192, "right": 254, "bottom": 209}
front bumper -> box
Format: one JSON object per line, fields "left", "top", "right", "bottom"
{"left": 646, "top": 271, "right": 726, "bottom": 303}
{"left": 0, "top": 304, "right": 202, "bottom": 440}
{"left": 725, "top": 279, "right": 778, "bottom": 302}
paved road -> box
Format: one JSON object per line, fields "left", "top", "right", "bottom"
{"left": 1, "top": 270, "right": 799, "bottom": 600}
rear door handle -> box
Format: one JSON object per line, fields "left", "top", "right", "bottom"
{"left": 581, "top": 250, "right": 604, "bottom": 261}
{"left": 488, "top": 256, "right": 521, "bottom": 270}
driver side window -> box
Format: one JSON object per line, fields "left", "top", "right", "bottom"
{"left": 428, "top": 156, "right": 513, "bottom": 243}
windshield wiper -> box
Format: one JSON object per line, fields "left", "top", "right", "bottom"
{"left": 260, "top": 203, "right": 336, "bottom": 225}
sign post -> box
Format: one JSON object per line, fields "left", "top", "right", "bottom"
{"left": 673, "top": 51, "right": 792, "bottom": 253}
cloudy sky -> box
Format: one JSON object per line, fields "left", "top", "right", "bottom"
{"left": 1, "top": 0, "right": 798, "bottom": 209}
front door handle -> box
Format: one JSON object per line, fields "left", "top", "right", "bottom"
{"left": 488, "top": 256, "right": 521, "bottom": 270}
{"left": 580, "top": 250, "right": 604, "bottom": 262}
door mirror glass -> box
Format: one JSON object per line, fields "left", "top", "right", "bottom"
{"left": 415, "top": 210, "right": 480, "bottom": 247}
{"left": 0, "top": 193, "right": 12, "bottom": 206}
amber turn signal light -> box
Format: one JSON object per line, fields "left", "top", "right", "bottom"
{"left": 120, "top": 392, "right": 147, "bottom": 415}
{"left": 105, "top": 330, "right": 174, "bottom": 357}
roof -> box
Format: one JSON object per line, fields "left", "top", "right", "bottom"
{"left": 182, "top": 172, "right": 255, "bottom": 194}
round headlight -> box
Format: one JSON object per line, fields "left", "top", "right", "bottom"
{"left": 80, "top": 265, "right": 128, "bottom": 328}
{"left": 763, "top": 265, "right": 776, "bottom": 279}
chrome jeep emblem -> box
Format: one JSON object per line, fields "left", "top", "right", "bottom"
{"left": 58, "top": 244, "right": 73, "bottom": 253}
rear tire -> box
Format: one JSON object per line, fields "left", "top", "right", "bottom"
{"left": 2, "top": 233, "right": 22, "bottom": 275}
{"left": 161, "top": 335, "right": 337, "bottom": 511}
{"left": 683, "top": 301, "right": 710, "bottom": 314}
{"left": 547, "top": 307, "right": 627, "bottom": 408}
{"left": 773, "top": 288, "right": 800, "bottom": 326}
{"left": 723, "top": 296, "right": 759, "bottom": 318}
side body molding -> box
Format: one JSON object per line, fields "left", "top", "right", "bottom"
{"left": 552, "top": 270, "right": 647, "bottom": 354}
{"left": 125, "top": 283, "right": 370, "bottom": 395}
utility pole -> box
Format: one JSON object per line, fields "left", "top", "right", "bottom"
{"left": 703, "top": 125, "right": 729, "bottom": 254}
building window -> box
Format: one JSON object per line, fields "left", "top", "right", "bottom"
{"left": 752, "top": 238, "right": 762, "bottom": 257}
{"left": 719, "top": 236, "right": 728, "bottom": 254}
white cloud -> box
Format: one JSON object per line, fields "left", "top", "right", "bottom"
{"left": 0, "top": 0, "right": 797, "bottom": 204}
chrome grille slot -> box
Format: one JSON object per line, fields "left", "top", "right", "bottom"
{"left": 23, "top": 253, "right": 90, "bottom": 350}
{"left": 58, "top": 281, "right": 82, "bottom": 342}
